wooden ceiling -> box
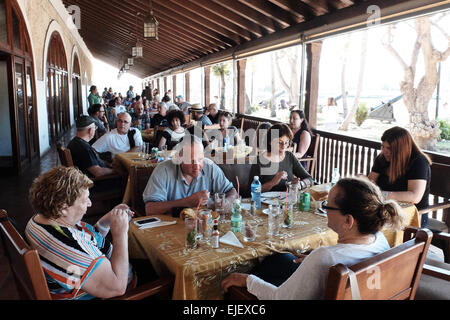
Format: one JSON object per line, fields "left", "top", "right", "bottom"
{"left": 61, "top": 0, "right": 362, "bottom": 78}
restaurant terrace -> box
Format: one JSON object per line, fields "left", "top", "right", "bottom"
{"left": 0, "top": 0, "right": 449, "bottom": 304}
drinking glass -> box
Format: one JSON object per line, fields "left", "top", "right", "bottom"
{"left": 198, "top": 209, "right": 212, "bottom": 243}
{"left": 185, "top": 217, "right": 198, "bottom": 249}
{"left": 243, "top": 220, "right": 258, "bottom": 242}
{"left": 161, "top": 145, "right": 168, "bottom": 160}
{"left": 214, "top": 193, "right": 226, "bottom": 223}
{"left": 267, "top": 205, "right": 281, "bottom": 236}
{"left": 145, "top": 142, "right": 150, "bottom": 158}
{"left": 282, "top": 204, "right": 294, "bottom": 228}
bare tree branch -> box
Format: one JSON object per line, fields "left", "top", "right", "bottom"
{"left": 383, "top": 25, "right": 408, "bottom": 70}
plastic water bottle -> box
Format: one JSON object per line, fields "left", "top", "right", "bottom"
{"left": 231, "top": 199, "right": 242, "bottom": 233}
{"left": 251, "top": 176, "right": 262, "bottom": 209}
{"left": 223, "top": 137, "right": 229, "bottom": 152}
{"left": 331, "top": 168, "right": 340, "bottom": 186}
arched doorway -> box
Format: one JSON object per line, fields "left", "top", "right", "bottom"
{"left": 46, "top": 31, "right": 69, "bottom": 143}
{"left": 72, "top": 52, "right": 83, "bottom": 121}
{"left": 0, "top": 0, "right": 38, "bottom": 174}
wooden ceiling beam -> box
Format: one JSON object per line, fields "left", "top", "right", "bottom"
{"left": 210, "top": 0, "right": 278, "bottom": 33}
{"left": 169, "top": 0, "right": 253, "bottom": 41}
{"left": 138, "top": 0, "right": 236, "bottom": 47}
{"left": 188, "top": 0, "right": 265, "bottom": 38}
{"left": 268, "top": 0, "right": 318, "bottom": 19}
{"left": 237, "top": 0, "right": 300, "bottom": 27}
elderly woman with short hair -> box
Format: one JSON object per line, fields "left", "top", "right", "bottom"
{"left": 25, "top": 166, "right": 135, "bottom": 300}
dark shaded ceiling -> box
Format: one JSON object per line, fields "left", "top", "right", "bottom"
{"left": 62, "top": 0, "right": 362, "bottom": 78}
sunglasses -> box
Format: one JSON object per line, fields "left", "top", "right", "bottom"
{"left": 321, "top": 201, "right": 340, "bottom": 212}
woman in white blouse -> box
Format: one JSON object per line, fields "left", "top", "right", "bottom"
{"left": 222, "top": 177, "right": 404, "bottom": 300}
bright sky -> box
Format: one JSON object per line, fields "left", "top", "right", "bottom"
{"left": 91, "top": 58, "right": 143, "bottom": 96}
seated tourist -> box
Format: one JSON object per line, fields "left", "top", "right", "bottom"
{"left": 289, "top": 110, "right": 313, "bottom": 159}
{"left": 151, "top": 102, "right": 169, "bottom": 128}
{"left": 159, "top": 110, "right": 186, "bottom": 151}
{"left": 88, "top": 104, "right": 109, "bottom": 140}
{"left": 92, "top": 112, "right": 143, "bottom": 158}
{"left": 67, "top": 115, "right": 117, "bottom": 179}
{"left": 221, "top": 177, "right": 403, "bottom": 299}
{"left": 162, "top": 95, "right": 179, "bottom": 111}
{"left": 249, "top": 123, "right": 314, "bottom": 192}
{"left": 190, "top": 103, "right": 213, "bottom": 126}
{"left": 368, "top": 126, "right": 432, "bottom": 227}
{"left": 251, "top": 122, "right": 272, "bottom": 155}
{"left": 175, "top": 95, "right": 190, "bottom": 114}
{"left": 143, "top": 135, "right": 238, "bottom": 216}
{"left": 112, "top": 97, "right": 127, "bottom": 121}
{"left": 218, "top": 111, "right": 242, "bottom": 146}
{"left": 206, "top": 103, "right": 220, "bottom": 124}
{"left": 25, "top": 166, "right": 137, "bottom": 300}
{"left": 130, "top": 100, "right": 151, "bottom": 130}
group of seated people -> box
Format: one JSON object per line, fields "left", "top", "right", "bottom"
{"left": 28, "top": 90, "right": 433, "bottom": 299}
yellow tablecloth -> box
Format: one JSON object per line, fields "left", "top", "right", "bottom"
{"left": 115, "top": 152, "right": 160, "bottom": 204}
{"left": 128, "top": 201, "right": 419, "bottom": 300}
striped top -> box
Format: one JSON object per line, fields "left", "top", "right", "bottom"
{"left": 25, "top": 216, "right": 114, "bottom": 300}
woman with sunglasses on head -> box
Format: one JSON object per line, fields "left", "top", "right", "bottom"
{"left": 249, "top": 123, "right": 313, "bottom": 192}
{"left": 368, "top": 127, "right": 431, "bottom": 227}
{"left": 222, "top": 177, "right": 403, "bottom": 299}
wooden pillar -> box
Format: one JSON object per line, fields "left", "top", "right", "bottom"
{"left": 151, "top": 80, "right": 154, "bottom": 91}
{"left": 172, "top": 75, "right": 177, "bottom": 101}
{"left": 163, "top": 76, "right": 168, "bottom": 95}
{"left": 185, "top": 72, "right": 190, "bottom": 102}
{"left": 204, "top": 66, "right": 211, "bottom": 107}
{"left": 305, "top": 41, "right": 322, "bottom": 128}
{"left": 237, "top": 59, "right": 247, "bottom": 115}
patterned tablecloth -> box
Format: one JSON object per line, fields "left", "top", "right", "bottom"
{"left": 128, "top": 201, "right": 419, "bottom": 300}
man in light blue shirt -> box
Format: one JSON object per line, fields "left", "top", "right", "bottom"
{"left": 143, "top": 135, "right": 237, "bottom": 216}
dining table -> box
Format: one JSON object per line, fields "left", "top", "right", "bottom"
{"left": 127, "top": 186, "right": 420, "bottom": 300}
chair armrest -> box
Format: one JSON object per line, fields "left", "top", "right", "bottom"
{"left": 224, "top": 286, "right": 258, "bottom": 300}
{"left": 422, "top": 264, "right": 450, "bottom": 281}
{"left": 110, "top": 276, "right": 174, "bottom": 300}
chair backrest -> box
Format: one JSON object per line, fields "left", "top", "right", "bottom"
{"left": 129, "top": 165, "right": 157, "bottom": 216}
{"left": 429, "top": 162, "right": 450, "bottom": 199}
{"left": 217, "top": 163, "right": 254, "bottom": 198}
{"left": 324, "top": 228, "right": 432, "bottom": 300}
{"left": 0, "top": 210, "right": 51, "bottom": 300}
{"left": 56, "top": 143, "right": 74, "bottom": 167}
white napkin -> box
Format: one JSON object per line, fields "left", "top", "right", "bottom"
{"left": 139, "top": 221, "right": 177, "bottom": 230}
{"left": 220, "top": 231, "right": 244, "bottom": 248}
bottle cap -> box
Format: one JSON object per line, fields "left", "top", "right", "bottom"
{"left": 254, "top": 176, "right": 259, "bottom": 180}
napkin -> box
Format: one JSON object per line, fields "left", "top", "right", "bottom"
{"left": 139, "top": 221, "right": 177, "bottom": 230}
{"left": 220, "top": 231, "right": 244, "bottom": 248}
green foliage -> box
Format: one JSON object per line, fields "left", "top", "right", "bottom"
{"left": 212, "top": 63, "right": 231, "bottom": 77}
{"left": 355, "top": 102, "right": 369, "bottom": 126}
{"left": 439, "top": 119, "right": 450, "bottom": 141}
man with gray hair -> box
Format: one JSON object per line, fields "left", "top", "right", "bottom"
{"left": 93, "top": 112, "right": 143, "bottom": 158}
{"left": 143, "top": 135, "right": 237, "bottom": 216}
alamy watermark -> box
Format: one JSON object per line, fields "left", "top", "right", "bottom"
{"left": 66, "top": 5, "right": 81, "bottom": 30}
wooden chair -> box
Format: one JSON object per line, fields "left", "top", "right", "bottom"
{"left": 56, "top": 143, "right": 125, "bottom": 220}
{"left": 294, "top": 134, "right": 320, "bottom": 178}
{"left": 0, "top": 209, "right": 174, "bottom": 300}
{"left": 225, "top": 228, "right": 432, "bottom": 300}
{"left": 418, "top": 162, "right": 450, "bottom": 263}
{"left": 129, "top": 165, "right": 157, "bottom": 216}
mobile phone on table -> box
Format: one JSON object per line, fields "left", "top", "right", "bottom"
{"left": 134, "top": 217, "right": 161, "bottom": 227}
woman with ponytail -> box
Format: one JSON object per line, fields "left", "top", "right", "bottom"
{"left": 222, "top": 177, "right": 404, "bottom": 300}
{"left": 368, "top": 126, "right": 431, "bottom": 226}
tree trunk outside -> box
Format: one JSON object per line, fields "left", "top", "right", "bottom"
{"left": 220, "top": 72, "right": 226, "bottom": 110}
{"left": 340, "top": 31, "right": 368, "bottom": 131}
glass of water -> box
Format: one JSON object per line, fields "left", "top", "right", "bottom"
{"left": 267, "top": 205, "right": 281, "bottom": 236}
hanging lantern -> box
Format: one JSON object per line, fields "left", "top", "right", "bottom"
{"left": 128, "top": 58, "right": 134, "bottom": 66}
{"left": 132, "top": 42, "right": 143, "bottom": 58}
{"left": 124, "top": 64, "right": 130, "bottom": 70}
{"left": 144, "top": 10, "right": 158, "bottom": 40}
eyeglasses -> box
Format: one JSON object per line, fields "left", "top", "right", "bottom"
{"left": 321, "top": 201, "right": 340, "bottom": 212}
{"left": 278, "top": 140, "right": 290, "bottom": 147}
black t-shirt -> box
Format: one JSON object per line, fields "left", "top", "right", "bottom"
{"left": 249, "top": 151, "right": 313, "bottom": 192}
{"left": 151, "top": 114, "right": 168, "bottom": 128}
{"left": 208, "top": 113, "right": 220, "bottom": 125}
{"left": 67, "top": 137, "right": 106, "bottom": 177}
{"left": 371, "top": 153, "right": 431, "bottom": 209}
